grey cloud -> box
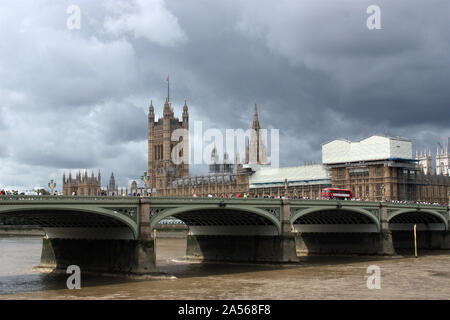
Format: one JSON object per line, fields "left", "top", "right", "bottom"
{"left": 95, "top": 101, "right": 147, "bottom": 144}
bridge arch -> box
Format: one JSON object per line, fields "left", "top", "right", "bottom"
{"left": 150, "top": 204, "right": 282, "bottom": 235}
{"left": 290, "top": 206, "right": 380, "bottom": 233}
{"left": 0, "top": 205, "right": 139, "bottom": 239}
{"left": 388, "top": 208, "right": 448, "bottom": 231}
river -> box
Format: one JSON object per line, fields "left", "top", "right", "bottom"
{"left": 0, "top": 236, "right": 449, "bottom": 299}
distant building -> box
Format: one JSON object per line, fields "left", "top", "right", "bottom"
{"left": 106, "top": 172, "right": 118, "bottom": 196}
{"left": 209, "top": 146, "right": 234, "bottom": 175}
{"left": 62, "top": 170, "right": 101, "bottom": 196}
{"left": 130, "top": 180, "right": 138, "bottom": 194}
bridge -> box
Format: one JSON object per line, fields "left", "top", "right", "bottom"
{"left": 0, "top": 196, "right": 449, "bottom": 275}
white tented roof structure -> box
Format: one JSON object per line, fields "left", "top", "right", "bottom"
{"left": 249, "top": 164, "right": 331, "bottom": 188}
{"left": 322, "top": 135, "right": 413, "bottom": 165}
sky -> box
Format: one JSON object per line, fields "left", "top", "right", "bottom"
{"left": 0, "top": 0, "right": 449, "bottom": 190}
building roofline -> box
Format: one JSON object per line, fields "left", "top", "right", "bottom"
{"left": 321, "top": 134, "right": 412, "bottom": 146}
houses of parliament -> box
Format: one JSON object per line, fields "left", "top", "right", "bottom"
{"left": 62, "top": 97, "right": 450, "bottom": 203}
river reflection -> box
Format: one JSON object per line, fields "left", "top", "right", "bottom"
{"left": 0, "top": 236, "right": 449, "bottom": 299}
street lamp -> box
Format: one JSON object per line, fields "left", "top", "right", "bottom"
{"left": 48, "top": 179, "right": 56, "bottom": 196}
{"left": 141, "top": 171, "right": 149, "bottom": 197}
{"left": 284, "top": 178, "right": 289, "bottom": 198}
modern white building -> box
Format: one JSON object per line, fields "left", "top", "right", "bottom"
{"left": 322, "top": 135, "right": 413, "bottom": 165}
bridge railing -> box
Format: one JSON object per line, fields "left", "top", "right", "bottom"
{"left": 0, "top": 195, "right": 447, "bottom": 210}
{"left": 147, "top": 196, "right": 283, "bottom": 202}
{"left": 0, "top": 195, "right": 140, "bottom": 202}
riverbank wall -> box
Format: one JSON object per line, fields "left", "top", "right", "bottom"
{"left": 0, "top": 225, "right": 45, "bottom": 236}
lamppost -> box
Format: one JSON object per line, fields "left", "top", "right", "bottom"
{"left": 141, "top": 171, "right": 149, "bottom": 197}
{"left": 284, "top": 178, "right": 289, "bottom": 198}
{"left": 380, "top": 185, "right": 385, "bottom": 202}
{"left": 48, "top": 179, "right": 56, "bottom": 196}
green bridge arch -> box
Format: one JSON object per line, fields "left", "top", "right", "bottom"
{"left": 149, "top": 204, "right": 282, "bottom": 234}
{"left": 290, "top": 206, "right": 381, "bottom": 232}
{"left": 0, "top": 205, "right": 139, "bottom": 239}
{"left": 388, "top": 208, "right": 448, "bottom": 231}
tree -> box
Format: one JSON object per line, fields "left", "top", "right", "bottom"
{"left": 35, "top": 188, "right": 50, "bottom": 195}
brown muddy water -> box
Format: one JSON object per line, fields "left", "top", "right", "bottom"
{"left": 0, "top": 236, "right": 449, "bottom": 299}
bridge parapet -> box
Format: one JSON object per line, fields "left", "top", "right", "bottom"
{"left": 385, "top": 203, "right": 448, "bottom": 218}
{"left": 0, "top": 195, "right": 141, "bottom": 239}
{"left": 0, "top": 195, "right": 140, "bottom": 202}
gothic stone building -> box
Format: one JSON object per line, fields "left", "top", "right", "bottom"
{"left": 62, "top": 170, "right": 101, "bottom": 196}
{"left": 148, "top": 100, "right": 269, "bottom": 197}
{"left": 148, "top": 98, "right": 189, "bottom": 194}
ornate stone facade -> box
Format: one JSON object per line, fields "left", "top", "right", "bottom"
{"left": 328, "top": 159, "right": 450, "bottom": 203}
{"left": 148, "top": 99, "right": 260, "bottom": 197}
{"left": 148, "top": 98, "right": 189, "bottom": 193}
{"left": 163, "top": 172, "right": 250, "bottom": 197}
{"left": 106, "top": 172, "right": 118, "bottom": 196}
{"left": 62, "top": 170, "right": 101, "bottom": 196}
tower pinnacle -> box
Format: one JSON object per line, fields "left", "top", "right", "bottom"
{"left": 252, "top": 101, "right": 260, "bottom": 130}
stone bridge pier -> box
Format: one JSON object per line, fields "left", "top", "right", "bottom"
{"left": 292, "top": 203, "right": 395, "bottom": 255}
{"left": 39, "top": 238, "right": 157, "bottom": 275}
{"left": 183, "top": 200, "right": 298, "bottom": 263}
{"left": 41, "top": 197, "right": 157, "bottom": 275}
{"left": 148, "top": 198, "right": 299, "bottom": 264}
{"left": 24, "top": 197, "right": 158, "bottom": 275}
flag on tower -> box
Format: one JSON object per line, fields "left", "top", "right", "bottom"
{"left": 166, "top": 73, "right": 170, "bottom": 101}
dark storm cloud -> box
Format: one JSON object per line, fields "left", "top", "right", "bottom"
{"left": 164, "top": 0, "right": 450, "bottom": 163}
{"left": 95, "top": 101, "right": 147, "bottom": 143}
{"left": 0, "top": 0, "right": 449, "bottom": 189}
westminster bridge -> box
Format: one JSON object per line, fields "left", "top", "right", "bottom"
{"left": 0, "top": 195, "right": 449, "bottom": 274}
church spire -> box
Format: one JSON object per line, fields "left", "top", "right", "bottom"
{"left": 149, "top": 99, "right": 154, "bottom": 114}
{"left": 183, "top": 98, "right": 188, "bottom": 112}
{"left": 252, "top": 101, "right": 260, "bottom": 131}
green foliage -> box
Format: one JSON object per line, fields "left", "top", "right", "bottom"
{"left": 35, "top": 188, "right": 50, "bottom": 195}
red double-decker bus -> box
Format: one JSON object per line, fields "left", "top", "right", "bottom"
{"left": 321, "top": 188, "right": 352, "bottom": 200}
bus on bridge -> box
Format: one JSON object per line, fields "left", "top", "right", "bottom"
{"left": 321, "top": 188, "right": 352, "bottom": 200}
